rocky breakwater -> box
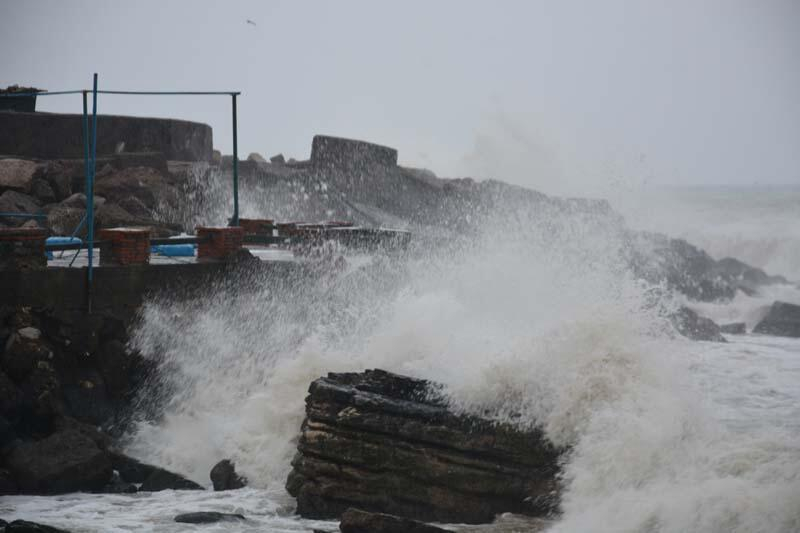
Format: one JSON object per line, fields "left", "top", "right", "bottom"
{"left": 0, "top": 306, "right": 202, "bottom": 496}
{"left": 0, "top": 156, "right": 184, "bottom": 237}
{"left": 286, "top": 369, "right": 562, "bottom": 524}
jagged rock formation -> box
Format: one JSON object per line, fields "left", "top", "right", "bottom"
{"left": 754, "top": 301, "right": 800, "bottom": 338}
{"left": 286, "top": 369, "right": 561, "bottom": 524}
{"left": 0, "top": 305, "right": 205, "bottom": 495}
{"left": 628, "top": 232, "right": 788, "bottom": 302}
{"left": 210, "top": 459, "right": 247, "bottom": 491}
{"left": 670, "top": 306, "right": 726, "bottom": 342}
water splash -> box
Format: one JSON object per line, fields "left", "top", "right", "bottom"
{"left": 126, "top": 200, "right": 800, "bottom": 533}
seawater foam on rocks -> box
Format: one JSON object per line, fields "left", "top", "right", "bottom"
{"left": 118, "top": 203, "right": 800, "bottom": 533}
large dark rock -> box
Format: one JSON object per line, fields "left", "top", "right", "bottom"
{"left": 628, "top": 234, "right": 788, "bottom": 303}
{"left": 0, "top": 191, "right": 41, "bottom": 227}
{"left": 94, "top": 203, "right": 138, "bottom": 228}
{"left": 753, "top": 301, "right": 800, "bottom": 338}
{"left": 286, "top": 369, "right": 561, "bottom": 524}
{"left": 670, "top": 306, "right": 726, "bottom": 342}
{"left": 339, "top": 508, "right": 448, "bottom": 533}
{"left": 0, "top": 159, "right": 39, "bottom": 193}
{"left": 58, "top": 193, "right": 105, "bottom": 210}
{"left": 6, "top": 428, "right": 112, "bottom": 493}
{"left": 173, "top": 512, "right": 246, "bottom": 524}
{"left": 210, "top": 459, "right": 247, "bottom": 491}
{"left": 109, "top": 452, "right": 203, "bottom": 491}
{"left": 29, "top": 179, "right": 56, "bottom": 205}
{"left": 5, "top": 520, "right": 71, "bottom": 533}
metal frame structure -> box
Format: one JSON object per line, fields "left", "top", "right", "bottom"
{"left": 0, "top": 74, "right": 242, "bottom": 308}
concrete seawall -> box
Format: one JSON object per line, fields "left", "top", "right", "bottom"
{"left": 1, "top": 261, "right": 307, "bottom": 324}
{"left": 0, "top": 111, "right": 213, "bottom": 162}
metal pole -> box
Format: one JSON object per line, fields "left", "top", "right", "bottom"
{"left": 231, "top": 93, "right": 239, "bottom": 226}
{"left": 87, "top": 74, "right": 98, "bottom": 311}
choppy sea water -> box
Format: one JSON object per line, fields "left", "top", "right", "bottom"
{"left": 2, "top": 331, "right": 797, "bottom": 533}
{"left": 3, "top": 186, "right": 799, "bottom": 533}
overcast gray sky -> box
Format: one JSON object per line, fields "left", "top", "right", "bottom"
{"left": 1, "top": 0, "right": 798, "bottom": 194}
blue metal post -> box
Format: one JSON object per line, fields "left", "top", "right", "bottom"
{"left": 231, "top": 93, "right": 239, "bottom": 226}
{"left": 87, "top": 74, "right": 98, "bottom": 308}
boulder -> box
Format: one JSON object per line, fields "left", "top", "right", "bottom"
{"left": 286, "top": 369, "right": 561, "bottom": 524}
{"left": 0, "top": 191, "right": 41, "bottom": 227}
{"left": 719, "top": 322, "right": 746, "bottom": 335}
{"left": 94, "top": 202, "right": 138, "bottom": 228}
{"left": 58, "top": 193, "right": 105, "bottom": 210}
{"left": 210, "top": 459, "right": 247, "bottom": 491}
{"left": 18, "top": 327, "right": 41, "bottom": 340}
{"left": 670, "top": 306, "right": 726, "bottom": 342}
{"left": 0, "top": 159, "right": 39, "bottom": 192}
{"left": 109, "top": 452, "right": 203, "bottom": 491}
{"left": 116, "top": 195, "right": 151, "bottom": 218}
{"left": 5, "top": 520, "right": 71, "bottom": 533}
{"left": 753, "top": 301, "right": 800, "bottom": 338}
{"left": 94, "top": 166, "right": 175, "bottom": 209}
{"left": 173, "top": 512, "right": 246, "bottom": 524}
{"left": 339, "top": 508, "right": 448, "bottom": 533}
{"left": 6, "top": 428, "right": 112, "bottom": 493}
{"left": 29, "top": 179, "right": 56, "bottom": 205}
{"left": 270, "top": 153, "right": 286, "bottom": 164}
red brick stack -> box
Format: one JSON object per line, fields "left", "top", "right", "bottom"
{"left": 196, "top": 226, "right": 244, "bottom": 261}
{"left": 98, "top": 228, "right": 151, "bottom": 266}
{"left": 0, "top": 227, "right": 47, "bottom": 271}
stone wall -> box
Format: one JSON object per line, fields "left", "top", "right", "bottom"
{"left": 0, "top": 111, "right": 213, "bottom": 162}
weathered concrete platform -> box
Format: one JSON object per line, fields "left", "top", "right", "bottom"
{"left": 1, "top": 259, "right": 307, "bottom": 323}
{"left": 0, "top": 111, "right": 213, "bottom": 161}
